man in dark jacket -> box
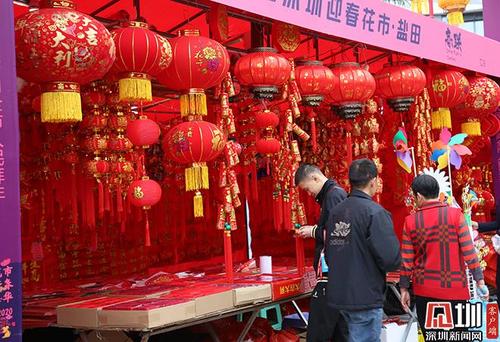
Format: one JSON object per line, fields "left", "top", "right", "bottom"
{"left": 326, "top": 159, "right": 401, "bottom": 342}
{"left": 295, "top": 164, "right": 348, "bottom": 342}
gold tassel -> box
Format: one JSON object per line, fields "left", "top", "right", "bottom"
{"left": 447, "top": 11, "right": 464, "bottom": 26}
{"left": 461, "top": 120, "right": 481, "bottom": 136}
{"left": 411, "top": 0, "right": 429, "bottom": 15}
{"left": 119, "top": 75, "right": 152, "bottom": 103}
{"left": 431, "top": 108, "right": 452, "bottom": 130}
{"left": 194, "top": 191, "right": 204, "bottom": 218}
{"left": 185, "top": 163, "right": 209, "bottom": 191}
{"left": 180, "top": 89, "right": 207, "bottom": 117}
{"left": 41, "top": 90, "right": 82, "bottom": 123}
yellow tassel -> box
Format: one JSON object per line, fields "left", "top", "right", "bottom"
{"left": 461, "top": 121, "right": 481, "bottom": 136}
{"left": 194, "top": 191, "right": 204, "bottom": 218}
{"left": 412, "top": 0, "right": 429, "bottom": 14}
{"left": 431, "top": 108, "right": 452, "bottom": 130}
{"left": 119, "top": 76, "right": 152, "bottom": 103}
{"left": 41, "top": 91, "right": 82, "bottom": 123}
{"left": 185, "top": 163, "right": 209, "bottom": 191}
{"left": 447, "top": 11, "right": 464, "bottom": 26}
{"left": 180, "top": 90, "right": 207, "bottom": 117}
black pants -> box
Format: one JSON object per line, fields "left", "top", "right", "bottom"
{"left": 307, "top": 281, "right": 348, "bottom": 342}
{"left": 415, "top": 296, "right": 467, "bottom": 342}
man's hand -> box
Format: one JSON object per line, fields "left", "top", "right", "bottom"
{"left": 400, "top": 288, "right": 411, "bottom": 313}
{"left": 471, "top": 221, "right": 479, "bottom": 229}
{"left": 297, "top": 225, "right": 315, "bottom": 238}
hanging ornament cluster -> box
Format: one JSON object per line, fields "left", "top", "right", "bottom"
{"left": 375, "top": 64, "right": 426, "bottom": 112}
{"left": 328, "top": 63, "right": 376, "bottom": 119}
{"left": 111, "top": 21, "right": 172, "bottom": 103}
{"left": 15, "top": 0, "right": 116, "bottom": 123}
{"left": 428, "top": 69, "right": 469, "bottom": 130}
{"left": 438, "top": 0, "right": 470, "bottom": 26}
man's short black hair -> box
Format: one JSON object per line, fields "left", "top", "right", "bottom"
{"left": 349, "top": 159, "right": 378, "bottom": 188}
{"left": 294, "top": 164, "right": 321, "bottom": 186}
{"left": 411, "top": 174, "right": 440, "bottom": 199}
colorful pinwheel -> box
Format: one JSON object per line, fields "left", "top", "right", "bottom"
{"left": 393, "top": 127, "right": 413, "bottom": 173}
{"left": 431, "top": 128, "right": 471, "bottom": 170}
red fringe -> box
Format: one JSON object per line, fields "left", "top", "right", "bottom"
{"left": 70, "top": 172, "right": 78, "bottom": 225}
{"left": 97, "top": 181, "right": 104, "bottom": 219}
{"left": 224, "top": 232, "right": 234, "bottom": 282}
{"left": 346, "top": 133, "right": 353, "bottom": 167}
{"left": 311, "top": 119, "right": 317, "bottom": 153}
{"left": 104, "top": 183, "right": 111, "bottom": 212}
{"left": 251, "top": 163, "right": 258, "bottom": 201}
{"left": 283, "top": 199, "right": 292, "bottom": 231}
{"left": 145, "top": 211, "right": 151, "bottom": 247}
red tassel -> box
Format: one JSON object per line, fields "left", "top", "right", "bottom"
{"left": 120, "top": 211, "right": 126, "bottom": 234}
{"left": 104, "top": 184, "right": 111, "bottom": 212}
{"left": 243, "top": 170, "right": 250, "bottom": 200}
{"left": 277, "top": 197, "right": 283, "bottom": 230}
{"left": 224, "top": 231, "right": 234, "bottom": 282}
{"left": 70, "top": 172, "right": 78, "bottom": 225}
{"left": 144, "top": 211, "right": 151, "bottom": 247}
{"left": 251, "top": 164, "right": 258, "bottom": 201}
{"left": 346, "top": 132, "right": 353, "bottom": 167}
{"left": 117, "top": 188, "right": 123, "bottom": 214}
{"left": 311, "top": 118, "right": 317, "bottom": 153}
{"left": 296, "top": 236, "right": 305, "bottom": 276}
{"left": 283, "top": 199, "right": 292, "bottom": 231}
{"left": 97, "top": 181, "right": 104, "bottom": 219}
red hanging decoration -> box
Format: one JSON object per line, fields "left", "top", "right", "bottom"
{"left": 127, "top": 116, "right": 161, "bottom": 148}
{"left": 272, "top": 22, "right": 301, "bottom": 53}
{"left": 295, "top": 60, "right": 336, "bottom": 107}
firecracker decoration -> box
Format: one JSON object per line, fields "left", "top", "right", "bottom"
{"left": 158, "top": 30, "right": 230, "bottom": 117}
{"left": 164, "top": 121, "right": 226, "bottom": 217}
{"left": 428, "top": 69, "right": 469, "bottom": 130}
{"left": 15, "top": 0, "right": 116, "bottom": 122}
{"left": 438, "top": 0, "right": 470, "bottom": 26}
{"left": 461, "top": 76, "right": 500, "bottom": 136}
{"left": 234, "top": 48, "right": 291, "bottom": 100}
{"left": 111, "top": 21, "right": 172, "bottom": 103}
{"left": 328, "top": 63, "right": 376, "bottom": 119}
{"left": 272, "top": 22, "right": 301, "bottom": 53}
{"left": 411, "top": 88, "right": 433, "bottom": 172}
{"left": 374, "top": 64, "right": 426, "bottom": 112}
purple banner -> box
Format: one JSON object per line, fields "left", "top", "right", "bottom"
{"left": 0, "top": 1, "right": 22, "bottom": 341}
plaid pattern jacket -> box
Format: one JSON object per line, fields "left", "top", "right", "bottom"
{"left": 400, "top": 201, "right": 484, "bottom": 300}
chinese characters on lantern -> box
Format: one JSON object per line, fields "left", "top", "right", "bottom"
{"left": 0, "top": 259, "right": 16, "bottom": 339}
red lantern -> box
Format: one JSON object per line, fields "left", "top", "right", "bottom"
{"left": 328, "top": 63, "right": 376, "bottom": 119}
{"left": 111, "top": 21, "right": 172, "bottom": 103}
{"left": 84, "top": 135, "right": 108, "bottom": 155}
{"left": 256, "top": 138, "right": 281, "bottom": 155}
{"left": 15, "top": 0, "right": 116, "bottom": 122}
{"left": 295, "top": 60, "right": 336, "bottom": 107}
{"left": 127, "top": 116, "right": 160, "bottom": 148}
{"left": 461, "top": 76, "right": 500, "bottom": 136}
{"left": 255, "top": 110, "right": 280, "bottom": 129}
{"left": 128, "top": 177, "right": 162, "bottom": 209}
{"left": 112, "top": 158, "right": 134, "bottom": 176}
{"left": 234, "top": 47, "right": 291, "bottom": 100}
{"left": 481, "top": 114, "right": 500, "bottom": 137}
{"left": 374, "top": 64, "right": 426, "bottom": 112}
{"left": 86, "top": 158, "right": 109, "bottom": 178}
{"left": 81, "top": 110, "right": 108, "bottom": 133}
{"left": 158, "top": 30, "right": 230, "bottom": 117}
{"left": 272, "top": 23, "right": 301, "bottom": 53}
{"left": 428, "top": 69, "right": 469, "bottom": 129}
{"left": 108, "top": 112, "right": 129, "bottom": 133}
{"left": 108, "top": 134, "right": 133, "bottom": 153}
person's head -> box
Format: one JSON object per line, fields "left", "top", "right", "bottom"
{"left": 349, "top": 159, "right": 378, "bottom": 197}
{"left": 411, "top": 174, "right": 440, "bottom": 207}
{"left": 294, "top": 164, "right": 328, "bottom": 197}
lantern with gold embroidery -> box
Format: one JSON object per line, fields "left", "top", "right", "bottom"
{"left": 461, "top": 76, "right": 500, "bottom": 136}
{"left": 428, "top": 70, "right": 469, "bottom": 129}
{"left": 111, "top": 21, "right": 172, "bottom": 103}
{"left": 438, "top": 0, "right": 470, "bottom": 26}
{"left": 15, "top": 0, "right": 115, "bottom": 123}
{"left": 295, "top": 60, "right": 336, "bottom": 107}
{"left": 158, "top": 30, "right": 230, "bottom": 117}
{"left": 272, "top": 22, "right": 301, "bottom": 53}
{"left": 164, "top": 121, "right": 226, "bottom": 217}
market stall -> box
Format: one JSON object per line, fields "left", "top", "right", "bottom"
{"left": 1, "top": 0, "right": 499, "bottom": 341}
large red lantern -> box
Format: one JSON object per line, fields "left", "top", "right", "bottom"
{"left": 234, "top": 47, "right": 291, "bottom": 100}
{"left": 15, "top": 0, "right": 116, "bottom": 123}
{"left": 327, "top": 63, "right": 376, "bottom": 119}
{"left": 164, "top": 121, "right": 226, "bottom": 217}
{"left": 295, "top": 60, "right": 336, "bottom": 107}
{"left": 128, "top": 177, "right": 162, "bottom": 209}
{"left": 158, "top": 30, "right": 230, "bottom": 117}
{"left": 428, "top": 69, "right": 469, "bottom": 130}
{"left": 374, "top": 64, "right": 426, "bottom": 112}
{"left": 111, "top": 21, "right": 172, "bottom": 103}
{"left": 127, "top": 116, "right": 161, "bottom": 148}
{"left": 461, "top": 76, "right": 500, "bottom": 136}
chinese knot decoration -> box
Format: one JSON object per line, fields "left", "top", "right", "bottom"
{"left": 111, "top": 21, "right": 172, "bottom": 103}
{"left": 164, "top": 121, "right": 227, "bottom": 217}
{"left": 295, "top": 60, "right": 336, "bottom": 107}
{"left": 428, "top": 69, "right": 469, "bottom": 130}
{"left": 438, "top": 0, "right": 470, "bottom": 26}
{"left": 328, "top": 63, "right": 376, "bottom": 119}
{"left": 158, "top": 30, "right": 230, "bottom": 117}
{"left": 374, "top": 64, "right": 426, "bottom": 112}
{"left": 461, "top": 76, "right": 500, "bottom": 136}
{"left": 234, "top": 47, "right": 291, "bottom": 100}
{"left": 15, "top": 0, "right": 116, "bottom": 123}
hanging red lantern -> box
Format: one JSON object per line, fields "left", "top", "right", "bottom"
{"left": 86, "top": 158, "right": 110, "bottom": 177}
{"left": 164, "top": 121, "right": 226, "bottom": 217}
{"left": 328, "top": 63, "right": 376, "bottom": 119}
{"left": 481, "top": 114, "right": 500, "bottom": 137}
{"left": 84, "top": 134, "right": 108, "bottom": 155}
{"left": 128, "top": 177, "right": 162, "bottom": 209}
{"left": 374, "top": 64, "right": 426, "bottom": 112}
{"left": 158, "top": 30, "right": 230, "bottom": 117}
{"left": 112, "top": 158, "right": 134, "bottom": 176}
{"left": 256, "top": 138, "right": 281, "bottom": 155}
{"left": 295, "top": 60, "right": 336, "bottom": 107}
{"left": 461, "top": 76, "right": 500, "bottom": 136}
{"left": 81, "top": 111, "right": 108, "bottom": 133}
{"left": 111, "top": 21, "right": 172, "bottom": 103}
{"left": 108, "top": 134, "right": 133, "bottom": 153}
{"left": 15, "top": 0, "right": 116, "bottom": 123}
{"left": 127, "top": 116, "right": 161, "bottom": 148}
{"left": 428, "top": 69, "right": 469, "bottom": 130}
{"left": 108, "top": 112, "right": 129, "bottom": 133}
{"left": 255, "top": 110, "right": 280, "bottom": 129}
{"left": 234, "top": 47, "right": 291, "bottom": 100}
